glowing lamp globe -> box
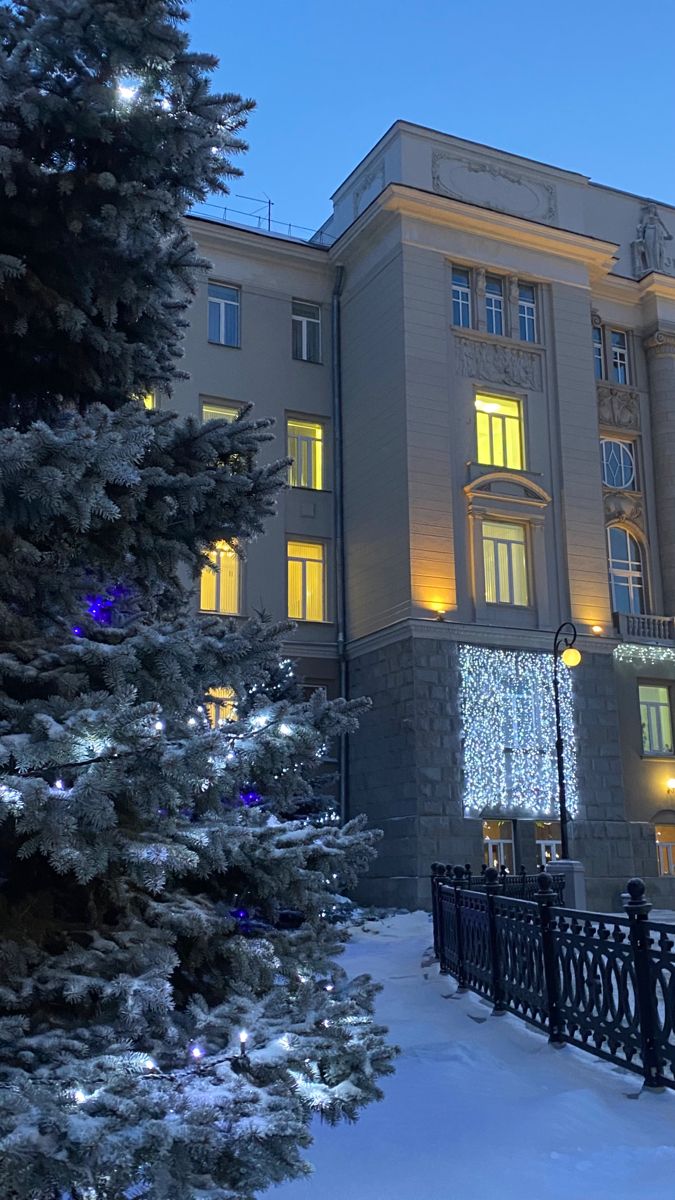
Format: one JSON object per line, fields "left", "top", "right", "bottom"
{"left": 561, "top": 646, "right": 581, "bottom": 668}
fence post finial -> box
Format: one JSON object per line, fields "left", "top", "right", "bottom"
{"left": 622, "top": 877, "right": 664, "bottom": 1091}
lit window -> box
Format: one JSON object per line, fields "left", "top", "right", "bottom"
{"left": 593, "top": 326, "right": 605, "bottom": 380}
{"left": 611, "top": 330, "right": 629, "bottom": 385}
{"left": 607, "top": 526, "right": 644, "bottom": 614}
{"left": 288, "top": 419, "right": 324, "bottom": 489}
{"left": 143, "top": 392, "right": 156, "bottom": 410}
{"left": 475, "top": 395, "right": 523, "bottom": 469}
{"left": 483, "top": 820, "right": 514, "bottom": 872}
{"left": 452, "top": 266, "right": 472, "bottom": 328}
{"left": 292, "top": 301, "right": 321, "bottom": 363}
{"left": 518, "top": 284, "right": 537, "bottom": 343}
{"left": 208, "top": 283, "right": 240, "bottom": 347}
{"left": 200, "top": 541, "right": 240, "bottom": 615}
{"left": 202, "top": 401, "right": 240, "bottom": 423}
{"left": 536, "top": 820, "right": 562, "bottom": 866}
{"left": 206, "top": 686, "right": 237, "bottom": 727}
{"left": 639, "top": 685, "right": 673, "bottom": 756}
{"left": 482, "top": 521, "right": 528, "bottom": 607}
{"left": 485, "top": 276, "right": 504, "bottom": 336}
{"left": 601, "top": 439, "right": 636, "bottom": 490}
{"left": 655, "top": 824, "right": 675, "bottom": 875}
{"left": 287, "top": 541, "right": 325, "bottom": 621}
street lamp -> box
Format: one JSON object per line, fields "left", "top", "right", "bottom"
{"left": 553, "top": 621, "right": 581, "bottom": 860}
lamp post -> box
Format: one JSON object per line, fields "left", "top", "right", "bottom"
{"left": 552, "top": 621, "right": 581, "bottom": 860}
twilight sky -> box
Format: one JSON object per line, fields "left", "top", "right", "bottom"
{"left": 188, "top": 0, "right": 675, "bottom": 236}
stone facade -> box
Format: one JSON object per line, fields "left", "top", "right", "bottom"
{"left": 175, "top": 121, "right": 675, "bottom": 913}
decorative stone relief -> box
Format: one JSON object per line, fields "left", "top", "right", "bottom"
{"left": 432, "top": 151, "right": 558, "bottom": 224}
{"left": 353, "top": 160, "right": 385, "bottom": 218}
{"left": 596, "top": 384, "right": 641, "bottom": 430}
{"left": 631, "top": 205, "right": 673, "bottom": 276}
{"left": 603, "top": 491, "right": 644, "bottom": 530}
{"left": 455, "top": 336, "right": 542, "bottom": 390}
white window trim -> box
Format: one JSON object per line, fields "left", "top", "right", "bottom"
{"left": 292, "top": 302, "right": 322, "bottom": 363}
{"left": 208, "top": 284, "right": 240, "bottom": 348}
{"left": 287, "top": 419, "right": 324, "bottom": 490}
{"left": 287, "top": 542, "right": 326, "bottom": 622}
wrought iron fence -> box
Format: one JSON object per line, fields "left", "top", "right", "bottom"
{"left": 454, "top": 863, "right": 565, "bottom": 903}
{"left": 431, "top": 864, "right": 675, "bottom": 1091}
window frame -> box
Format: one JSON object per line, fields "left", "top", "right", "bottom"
{"left": 287, "top": 416, "right": 325, "bottom": 490}
{"left": 481, "top": 519, "right": 530, "bottom": 608}
{"left": 287, "top": 539, "right": 326, "bottom": 623}
{"left": 610, "top": 329, "right": 630, "bottom": 385}
{"left": 208, "top": 282, "right": 241, "bottom": 348}
{"left": 655, "top": 824, "right": 675, "bottom": 875}
{"left": 485, "top": 275, "right": 505, "bottom": 336}
{"left": 607, "top": 525, "right": 646, "bottom": 615}
{"left": 201, "top": 398, "right": 241, "bottom": 423}
{"left": 451, "top": 265, "right": 472, "bottom": 329}
{"left": 600, "top": 437, "right": 637, "bottom": 491}
{"left": 593, "top": 326, "right": 605, "bottom": 380}
{"left": 292, "top": 299, "right": 322, "bottom": 364}
{"left": 518, "top": 283, "right": 537, "bottom": 343}
{"left": 200, "top": 540, "right": 241, "bottom": 616}
{"left": 639, "top": 683, "right": 674, "bottom": 758}
{"left": 474, "top": 392, "right": 524, "bottom": 470}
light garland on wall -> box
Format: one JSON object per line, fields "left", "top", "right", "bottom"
{"left": 614, "top": 644, "right": 675, "bottom": 666}
{"left": 458, "top": 644, "right": 578, "bottom": 818}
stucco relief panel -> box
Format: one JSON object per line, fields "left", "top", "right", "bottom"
{"left": 596, "top": 385, "right": 641, "bottom": 431}
{"left": 432, "top": 152, "right": 558, "bottom": 224}
{"left": 455, "top": 336, "right": 542, "bottom": 391}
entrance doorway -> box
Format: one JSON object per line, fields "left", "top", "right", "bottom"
{"left": 483, "top": 819, "right": 514, "bottom": 873}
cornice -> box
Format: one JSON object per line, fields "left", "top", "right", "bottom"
{"left": 350, "top": 184, "right": 620, "bottom": 279}
{"left": 186, "top": 216, "right": 331, "bottom": 273}
{"left": 638, "top": 272, "right": 675, "bottom": 303}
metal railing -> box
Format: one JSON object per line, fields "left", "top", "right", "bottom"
{"left": 445, "top": 863, "right": 565, "bottom": 904}
{"left": 187, "top": 200, "right": 335, "bottom": 246}
{"left": 431, "top": 864, "right": 675, "bottom": 1090}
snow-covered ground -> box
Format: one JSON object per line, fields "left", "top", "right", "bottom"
{"left": 273, "top": 911, "right": 675, "bottom": 1200}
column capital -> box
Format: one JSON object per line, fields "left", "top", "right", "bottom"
{"left": 644, "top": 329, "right": 675, "bottom": 356}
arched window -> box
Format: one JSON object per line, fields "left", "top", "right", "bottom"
{"left": 607, "top": 526, "right": 645, "bottom": 614}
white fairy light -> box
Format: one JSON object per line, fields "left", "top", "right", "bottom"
{"left": 73, "top": 1088, "right": 87, "bottom": 1104}
{"left": 116, "top": 80, "right": 138, "bottom": 102}
{"left": 458, "top": 645, "right": 578, "bottom": 818}
{"left": 143, "top": 1057, "right": 157, "bottom": 1071}
{"left": 279, "top": 723, "right": 292, "bottom": 737}
{"left": 55, "top": 779, "right": 64, "bottom": 790}
{"left": 187, "top": 717, "right": 197, "bottom": 728}
{"left": 239, "top": 1030, "right": 248, "bottom": 1055}
{"left": 190, "top": 1046, "right": 204, "bottom": 1060}
{"left": 325, "top": 984, "right": 334, "bottom": 993}
{"left": 154, "top": 721, "right": 164, "bottom": 732}
{"left": 614, "top": 644, "right": 675, "bottom": 665}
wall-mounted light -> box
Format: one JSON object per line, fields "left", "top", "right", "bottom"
{"left": 591, "top": 625, "right": 603, "bottom": 636}
{"left": 666, "top": 778, "right": 675, "bottom": 797}
{"left": 435, "top": 610, "right": 446, "bottom": 622}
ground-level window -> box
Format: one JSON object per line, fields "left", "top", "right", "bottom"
{"left": 287, "top": 540, "right": 325, "bottom": 621}
{"left": 656, "top": 824, "right": 675, "bottom": 876}
{"left": 535, "top": 820, "right": 562, "bottom": 866}
{"left": 200, "top": 541, "right": 240, "bottom": 615}
{"left": 639, "top": 684, "right": 674, "bottom": 756}
{"left": 483, "top": 819, "right": 514, "bottom": 872}
{"left": 206, "top": 686, "right": 237, "bottom": 727}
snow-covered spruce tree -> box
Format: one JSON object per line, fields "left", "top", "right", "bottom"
{"left": 0, "top": 4, "right": 394, "bottom": 1199}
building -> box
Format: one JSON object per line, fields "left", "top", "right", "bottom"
{"left": 168, "top": 121, "right": 675, "bottom": 911}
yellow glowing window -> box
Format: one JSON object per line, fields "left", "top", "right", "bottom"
{"left": 287, "top": 419, "right": 324, "bottom": 489}
{"left": 639, "top": 685, "right": 673, "bottom": 756}
{"left": 206, "top": 685, "right": 237, "bottom": 727}
{"left": 656, "top": 824, "right": 675, "bottom": 876}
{"left": 202, "top": 401, "right": 240, "bottom": 423}
{"left": 475, "top": 395, "right": 523, "bottom": 470}
{"left": 143, "top": 392, "right": 156, "bottom": 410}
{"left": 482, "top": 521, "right": 528, "bottom": 607}
{"left": 287, "top": 541, "right": 325, "bottom": 622}
{"left": 200, "top": 541, "right": 240, "bottom": 615}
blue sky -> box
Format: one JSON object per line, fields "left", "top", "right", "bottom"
{"left": 188, "top": 0, "right": 675, "bottom": 235}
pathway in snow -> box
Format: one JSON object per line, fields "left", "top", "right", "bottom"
{"left": 273, "top": 911, "right": 675, "bottom": 1200}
